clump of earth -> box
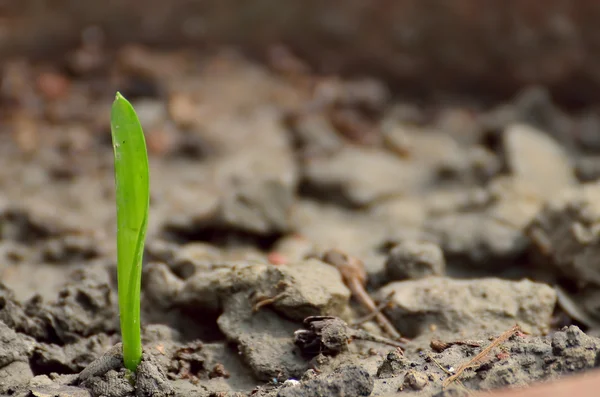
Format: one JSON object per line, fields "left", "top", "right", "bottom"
{"left": 1, "top": 42, "right": 600, "bottom": 397}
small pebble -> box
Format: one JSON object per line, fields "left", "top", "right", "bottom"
{"left": 403, "top": 370, "right": 428, "bottom": 390}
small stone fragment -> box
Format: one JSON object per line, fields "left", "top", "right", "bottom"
{"left": 403, "top": 370, "right": 429, "bottom": 390}
{"left": 294, "top": 316, "right": 350, "bottom": 357}
{"left": 385, "top": 240, "right": 445, "bottom": 280}
{"left": 377, "top": 350, "right": 410, "bottom": 378}
{"left": 551, "top": 326, "right": 599, "bottom": 369}
{"left": 425, "top": 211, "right": 529, "bottom": 268}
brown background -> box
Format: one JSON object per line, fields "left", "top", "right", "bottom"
{"left": 1, "top": 0, "right": 599, "bottom": 104}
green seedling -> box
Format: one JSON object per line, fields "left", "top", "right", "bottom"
{"left": 110, "top": 92, "right": 150, "bottom": 372}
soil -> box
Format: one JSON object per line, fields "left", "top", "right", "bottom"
{"left": 2, "top": 41, "right": 600, "bottom": 397}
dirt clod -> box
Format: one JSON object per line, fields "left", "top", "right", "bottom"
{"left": 32, "top": 333, "right": 113, "bottom": 375}
{"left": 403, "top": 370, "right": 429, "bottom": 390}
{"left": 529, "top": 183, "right": 600, "bottom": 287}
{"left": 277, "top": 365, "right": 373, "bottom": 397}
{"left": 378, "top": 277, "right": 556, "bottom": 338}
{"left": 0, "top": 361, "right": 33, "bottom": 396}
{"left": 135, "top": 352, "right": 175, "bottom": 397}
{"left": 217, "top": 291, "right": 307, "bottom": 381}
{"left": 294, "top": 316, "right": 350, "bottom": 357}
{"left": 0, "top": 320, "right": 35, "bottom": 367}
{"left": 377, "top": 350, "right": 412, "bottom": 378}
{"left": 81, "top": 369, "right": 134, "bottom": 397}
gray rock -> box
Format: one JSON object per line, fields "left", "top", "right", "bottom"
{"left": 277, "top": 365, "right": 373, "bottom": 397}
{"left": 424, "top": 177, "right": 542, "bottom": 271}
{"left": 377, "top": 277, "right": 556, "bottom": 338}
{"left": 385, "top": 240, "right": 445, "bottom": 280}
{"left": 424, "top": 127, "right": 575, "bottom": 271}
{"left": 372, "top": 325, "right": 600, "bottom": 396}
{"left": 528, "top": 183, "right": 600, "bottom": 286}
{"left": 218, "top": 176, "right": 294, "bottom": 234}
{"left": 551, "top": 326, "right": 599, "bottom": 369}
{"left": 303, "top": 145, "right": 429, "bottom": 206}
{"left": 217, "top": 292, "right": 307, "bottom": 381}
{"left": 210, "top": 260, "right": 349, "bottom": 380}
{"left": 0, "top": 320, "right": 35, "bottom": 367}
{"left": 477, "top": 326, "right": 599, "bottom": 390}
{"left": 403, "top": 370, "right": 429, "bottom": 390}
{"left": 0, "top": 361, "right": 33, "bottom": 396}
{"left": 425, "top": 212, "right": 529, "bottom": 267}
{"left": 178, "top": 259, "right": 350, "bottom": 320}
{"left": 269, "top": 260, "right": 350, "bottom": 321}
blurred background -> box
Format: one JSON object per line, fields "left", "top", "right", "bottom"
{"left": 2, "top": 0, "right": 600, "bottom": 104}
{"left": 2, "top": 0, "right": 600, "bottom": 297}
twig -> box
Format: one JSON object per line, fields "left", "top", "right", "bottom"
{"left": 252, "top": 292, "right": 287, "bottom": 312}
{"left": 353, "top": 329, "right": 406, "bottom": 348}
{"left": 431, "top": 338, "right": 482, "bottom": 353}
{"left": 427, "top": 353, "right": 454, "bottom": 376}
{"left": 323, "top": 249, "right": 403, "bottom": 340}
{"left": 352, "top": 291, "right": 396, "bottom": 326}
{"left": 426, "top": 353, "right": 472, "bottom": 396}
{"left": 443, "top": 325, "right": 521, "bottom": 388}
